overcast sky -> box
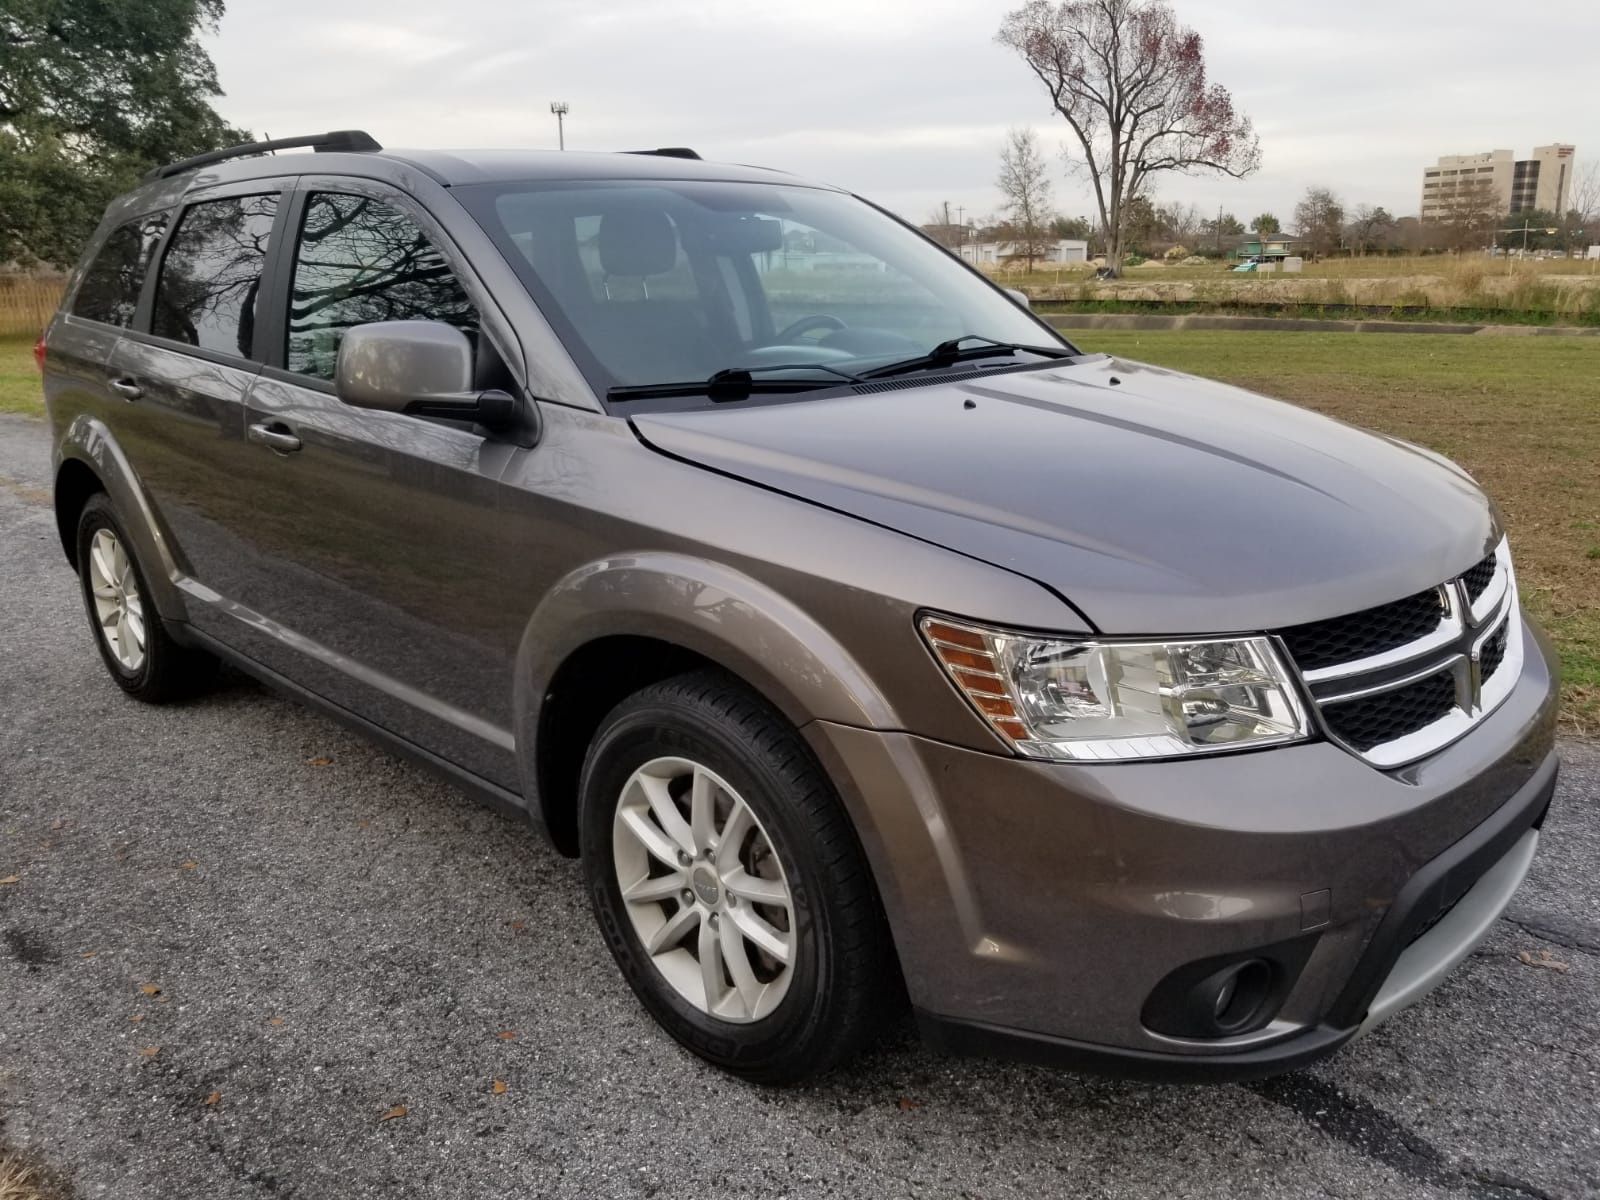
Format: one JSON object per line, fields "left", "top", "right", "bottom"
{"left": 204, "top": 0, "right": 1596, "bottom": 227}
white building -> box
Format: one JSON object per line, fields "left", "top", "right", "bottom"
{"left": 959, "top": 239, "right": 1089, "bottom": 266}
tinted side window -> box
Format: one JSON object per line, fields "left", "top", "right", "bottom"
{"left": 71, "top": 214, "right": 169, "bottom": 328}
{"left": 152, "top": 194, "right": 278, "bottom": 357}
{"left": 287, "top": 193, "right": 477, "bottom": 380}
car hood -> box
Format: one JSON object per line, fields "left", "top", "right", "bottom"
{"left": 630, "top": 355, "right": 1497, "bottom": 634}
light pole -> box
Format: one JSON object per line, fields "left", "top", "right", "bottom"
{"left": 549, "top": 101, "right": 569, "bottom": 151}
{"left": 1497, "top": 220, "right": 1558, "bottom": 274}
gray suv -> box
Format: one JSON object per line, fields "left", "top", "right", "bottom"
{"left": 40, "top": 131, "right": 1559, "bottom": 1084}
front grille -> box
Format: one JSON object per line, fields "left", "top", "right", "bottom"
{"left": 1280, "top": 587, "right": 1447, "bottom": 672}
{"left": 1479, "top": 621, "right": 1509, "bottom": 680}
{"left": 1322, "top": 670, "right": 1458, "bottom": 752}
{"left": 1461, "top": 552, "right": 1498, "bottom": 603}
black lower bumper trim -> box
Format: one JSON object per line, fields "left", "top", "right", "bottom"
{"left": 916, "top": 1010, "right": 1355, "bottom": 1084}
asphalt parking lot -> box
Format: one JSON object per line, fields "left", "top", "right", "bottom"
{"left": 1, "top": 412, "right": 1597, "bottom": 1200}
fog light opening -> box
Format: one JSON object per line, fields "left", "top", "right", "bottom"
{"left": 1209, "top": 959, "right": 1272, "bottom": 1034}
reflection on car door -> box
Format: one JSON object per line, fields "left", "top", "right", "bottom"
{"left": 222, "top": 184, "right": 521, "bottom": 788}
{"left": 105, "top": 187, "right": 284, "bottom": 643}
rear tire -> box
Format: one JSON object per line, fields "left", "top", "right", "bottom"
{"left": 75, "top": 494, "right": 217, "bottom": 702}
{"left": 579, "top": 669, "right": 897, "bottom": 1084}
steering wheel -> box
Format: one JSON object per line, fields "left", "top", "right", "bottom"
{"left": 774, "top": 314, "right": 848, "bottom": 343}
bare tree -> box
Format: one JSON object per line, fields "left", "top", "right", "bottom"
{"left": 1431, "top": 177, "right": 1501, "bottom": 253}
{"left": 1346, "top": 204, "right": 1396, "bottom": 256}
{"left": 1293, "top": 186, "right": 1346, "bottom": 259}
{"left": 996, "top": 127, "right": 1055, "bottom": 270}
{"left": 997, "top": 0, "right": 1259, "bottom": 275}
{"left": 1566, "top": 162, "right": 1599, "bottom": 247}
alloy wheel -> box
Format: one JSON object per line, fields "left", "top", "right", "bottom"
{"left": 86, "top": 528, "right": 146, "bottom": 672}
{"left": 611, "top": 756, "right": 796, "bottom": 1022}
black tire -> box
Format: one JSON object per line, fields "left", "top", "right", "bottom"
{"left": 75, "top": 493, "right": 217, "bottom": 702}
{"left": 579, "top": 669, "right": 898, "bottom": 1084}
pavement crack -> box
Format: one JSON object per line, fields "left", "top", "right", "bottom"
{"left": 1247, "top": 1074, "right": 1556, "bottom": 1199}
{"left": 1500, "top": 906, "right": 1600, "bottom": 954}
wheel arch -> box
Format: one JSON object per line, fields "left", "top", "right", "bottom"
{"left": 53, "top": 415, "right": 189, "bottom": 622}
{"left": 515, "top": 553, "right": 898, "bottom": 856}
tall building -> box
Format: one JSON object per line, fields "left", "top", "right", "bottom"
{"left": 1420, "top": 144, "right": 1577, "bottom": 219}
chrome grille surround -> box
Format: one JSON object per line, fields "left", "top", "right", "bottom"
{"left": 1281, "top": 539, "right": 1521, "bottom": 768}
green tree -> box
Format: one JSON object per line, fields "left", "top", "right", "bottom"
{"left": 0, "top": 0, "right": 245, "bottom": 267}
{"left": 1251, "top": 212, "right": 1281, "bottom": 238}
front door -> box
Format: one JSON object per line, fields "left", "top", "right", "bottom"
{"left": 225, "top": 185, "right": 521, "bottom": 787}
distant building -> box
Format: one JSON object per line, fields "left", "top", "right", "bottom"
{"left": 1420, "top": 144, "right": 1576, "bottom": 219}
{"left": 1234, "top": 234, "right": 1298, "bottom": 261}
{"left": 959, "top": 239, "right": 1088, "bottom": 266}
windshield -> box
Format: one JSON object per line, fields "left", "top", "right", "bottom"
{"left": 455, "top": 179, "right": 1074, "bottom": 405}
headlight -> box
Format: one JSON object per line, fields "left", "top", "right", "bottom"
{"left": 919, "top": 616, "right": 1310, "bottom": 761}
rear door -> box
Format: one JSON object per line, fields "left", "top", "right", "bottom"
{"left": 105, "top": 183, "right": 288, "bottom": 641}
{"left": 223, "top": 180, "right": 521, "bottom": 786}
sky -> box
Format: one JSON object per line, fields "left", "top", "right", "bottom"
{"left": 203, "top": 0, "right": 1598, "bottom": 228}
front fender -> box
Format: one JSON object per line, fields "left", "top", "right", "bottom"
{"left": 55, "top": 414, "right": 190, "bottom": 624}
{"left": 512, "top": 551, "right": 899, "bottom": 786}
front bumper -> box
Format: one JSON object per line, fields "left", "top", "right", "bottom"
{"left": 805, "top": 617, "right": 1560, "bottom": 1080}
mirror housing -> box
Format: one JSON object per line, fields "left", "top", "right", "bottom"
{"left": 335, "top": 320, "right": 521, "bottom": 432}
{"left": 1005, "top": 287, "right": 1032, "bottom": 309}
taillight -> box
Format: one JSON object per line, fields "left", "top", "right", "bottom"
{"left": 33, "top": 334, "right": 47, "bottom": 372}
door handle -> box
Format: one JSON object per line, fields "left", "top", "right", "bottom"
{"left": 108, "top": 378, "right": 143, "bottom": 401}
{"left": 247, "top": 421, "right": 303, "bottom": 454}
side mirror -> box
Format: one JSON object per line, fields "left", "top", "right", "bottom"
{"left": 1005, "top": 287, "right": 1032, "bottom": 309}
{"left": 335, "top": 320, "right": 519, "bottom": 430}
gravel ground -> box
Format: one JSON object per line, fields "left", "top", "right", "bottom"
{"left": 1, "top": 412, "right": 1597, "bottom": 1200}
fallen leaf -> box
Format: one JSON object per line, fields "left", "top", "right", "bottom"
{"left": 496, "top": 1030, "right": 519, "bottom": 1041}
{"left": 51, "top": 819, "right": 64, "bottom": 830}
{"left": 140, "top": 1046, "right": 160, "bottom": 1058}
{"left": 0, "top": 875, "right": 19, "bottom": 885}
{"left": 139, "top": 984, "right": 161, "bottom": 997}
{"left": 205, "top": 1091, "right": 222, "bottom": 1107}
{"left": 268, "top": 1016, "right": 285, "bottom": 1027}
{"left": 379, "top": 1104, "right": 407, "bottom": 1122}
{"left": 509, "top": 920, "right": 526, "bottom": 933}
{"left": 81, "top": 951, "right": 97, "bottom": 959}
{"left": 129, "top": 1014, "right": 145, "bottom": 1023}
{"left": 306, "top": 756, "right": 334, "bottom": 767}
{"left": 896, "top": 1097, "right": 923, "bottom": 1111}
{"left": 491, "top": 1079, "right": 508, "bottom": 1095}
{"left": 1518, "top": 949, "right": 1570, "bottom": 973}
{"left": 180, "top": 861, "right": 198, "bottom": 871}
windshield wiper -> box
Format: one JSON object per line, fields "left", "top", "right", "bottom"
{"left": 858, "top": 334, "right": 1075, "bottom": 381}
{"left": 608, "top": 362, "right": 862, "bottom": 404}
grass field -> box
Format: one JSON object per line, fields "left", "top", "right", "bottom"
{"left": 992, "top": 255, "right": 1600, "bottom": 322}
{"left": 1078, "top": 330, "right": 1599, "bottom": 731}
{"left": 0, "top": 335, "right": 41, "bottom": 415}
{"left": 3, "top": 330, "right": 1595, "bottom": 728}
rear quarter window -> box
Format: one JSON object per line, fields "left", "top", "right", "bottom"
{"left": 71, "top": 214, "right": 170, "bottom": 328}
{"left": 152, "top": 193, "right": 279, "bottom": 358}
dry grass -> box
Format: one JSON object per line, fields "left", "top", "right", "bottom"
{"left": 1081, "top": 329, "right": 1600, "bottom": 733}
{"left": 0, "top": 1150, "right": 64, "bottom": 1200}
{"left": 990, "top": 255, "right": 1600, "bottom": 318}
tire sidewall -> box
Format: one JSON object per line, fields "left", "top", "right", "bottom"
{"left": 580, "top": 701, "right": 839, "bottom": 1073}
{"left": 75, "top": 497, "right": 155, "bottom": 691}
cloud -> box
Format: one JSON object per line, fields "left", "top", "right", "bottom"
{"left": 204, "top": 0, "right": 1596, "bottom": 223}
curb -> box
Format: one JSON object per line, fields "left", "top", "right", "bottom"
{"left": 1043, "top": 313, "right": 1600, "bottom": 337}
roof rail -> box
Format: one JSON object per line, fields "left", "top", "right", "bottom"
{"left": 623, "top": 147, "right": 702, "bottom": 161}
{"left": 142, "top": 130, "right": 383, "bottom": 182}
